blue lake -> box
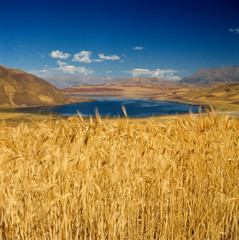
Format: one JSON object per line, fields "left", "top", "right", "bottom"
{"left": 20, "top": 98, "right": 202, "bottom": 117}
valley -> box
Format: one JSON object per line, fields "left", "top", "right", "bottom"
{"left": 1, "top": 65, "right": 239, "bottom": 122}
{"left": 61, "top": 80, "right": 239, "bottom": 113}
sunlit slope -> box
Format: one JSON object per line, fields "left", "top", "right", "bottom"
{"left": 168, "top": 81, "right": 239, "bottom": 111}
{"left": 0, "top": 113, "right": 238, "bottom": 239}
{"left": 0, "top": 65, "right": 73, "bottom": 108}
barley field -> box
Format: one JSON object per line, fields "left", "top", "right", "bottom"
{"left": 0, "top": 111, "right": 238, "bottom": 239}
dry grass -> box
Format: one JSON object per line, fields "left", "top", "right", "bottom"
{"left": 0, "top": 111, "right": 239, "bottom": 239}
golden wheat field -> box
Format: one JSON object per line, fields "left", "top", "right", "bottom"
{"left": 0, "top": 111, "right": 239, "bottom": 239}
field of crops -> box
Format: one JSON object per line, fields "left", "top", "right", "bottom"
{"left": 0, "top": 111, "right": 238, "bottom": 239}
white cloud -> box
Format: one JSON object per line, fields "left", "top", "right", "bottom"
{"left": 229, "top": 27, "right": 239, "bottom": 34}
{"left": 106, "top": 70, "right": 112, "bottom": 74}
{"left": 128, "top": 68, "right": 152, "bottom": 77}
{"left": 54, "top": 65, "right": 94, "bottom": 75}
{"left": 133, "top": 46, "right": 144, "bottom": 50}
{"left": 56, "top": 60, "right": 94, "bottom": 75}
{"left": 99, "top": 53, "right": 120, "bottom": 60}
{"left": 50, "top": 50, "right": 121, "bottom": 63}
{"left": 28, "top": 61, "right": 94, "bottom": 77}
{"left": 93, "top": 59, "right": 103, "bottom": 62}
{"left": 57, "top": 60, "right": 68, "bottom": 66}
{"left": 163, "top": 73, "right": 182, "bottom": 81}
{"left": 151, "top": 69, "right": 178, "bottom": 77}
{"left": 50, "top": 50, "right": 71, "bottom": 59}
{"left": 27, "top": 69, "right": 49, "bottom": 77}
{"left": 126, "top": 68, "right": 181, "bottom": 80}
{"left": 72, "top": 51, "right": 104, "bottom": 63}
{"left": 72, "top": 51, "right": 93, "bottom": 63}
{"left": 39, "top": 69, "right": 48, "bottom": 73}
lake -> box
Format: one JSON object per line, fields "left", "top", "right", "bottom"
{"left": 17, "top": 98, "right": 202, "bottom": 117}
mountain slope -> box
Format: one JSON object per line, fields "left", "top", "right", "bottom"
{"left": 180, "top": 65, "right": 239, "bottom": 86}
{"left": 105, "top": 77, "right": 172, "bottom": 86}
{"left": 0, "top": 65, "right": 74, "bottom": 108}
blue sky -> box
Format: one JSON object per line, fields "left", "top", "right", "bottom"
{"left": 0, "top": 0, "right": 239, "bottom": 80}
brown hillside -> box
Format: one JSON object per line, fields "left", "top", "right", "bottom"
{"left": 0, "top": 65, "right": 76, "bottom": 108}
{"left": 155, "top": 81, "right": 239, "bottom": 111}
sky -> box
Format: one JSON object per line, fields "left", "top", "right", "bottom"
{"left": 0, "top": 0, "right": 239, "bottom": 80}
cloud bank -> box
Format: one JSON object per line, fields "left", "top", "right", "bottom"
{"left": 54, "top": 65, "right": 94, "bottom": 75}
{"left": 50, "top": 49, "right": 121, "bottom": 63}
{"left": 53, "top": 60, "right": 94, "bottom": 75}
{"left": 133, "top": 46, "right": 144, "bottom": 50}
{"left": 127, "top": 68, "right": 181, "bottom": 80}
{"left": 57, "top": 60, "right": 68, "bottom": 66}
{"left": 229, "top": 27, "right": 239, "bottom": 34}
{"left": 99, "top": 53, "right": 120, "bottom": 60}
{"left": 72, "top": 51, "right": 120, "bottom": 63}
{"left": 29, "top": 60, "right": 94, "bottom": 77}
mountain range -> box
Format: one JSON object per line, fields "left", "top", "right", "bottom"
{"left": 180, "top": 65, "right": 239, "bottom": 86}
{"left": 44, "top": 75, "right": 115, "bottom": 88}
{"left": 105, "top": 77, "right": 173, "bottom": 86}
{"left": 44, "top": 65, "right": 239, "bottom": 88}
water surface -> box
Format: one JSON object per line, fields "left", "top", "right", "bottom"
{"left": 18, "top": 98, "right": 201, "bottom": 117}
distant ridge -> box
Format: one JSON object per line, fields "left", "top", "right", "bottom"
{"left": 180, "top": 65, "right": 239, "bottom": 87}
{"left": 105, "top": 77, "right": 173, "bottom": 86}
{"left": 0, "top": 65, "right": 75, "bottom": 108}
{"left": 44, "top": 75, "right": 114, "bottom": 88}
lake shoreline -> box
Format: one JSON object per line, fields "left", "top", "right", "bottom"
{"left": 61, "top": 82, "right": 239, "bottom": 114}
{"left": 0, "top": 97, "right": 202, "bottom": 124}
{"left": 1, "top": 95, "right": 238, "bottom": 124}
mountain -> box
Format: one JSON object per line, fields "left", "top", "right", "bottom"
{"left": 44, "top": 75, "right": 115, "bottom": 88}
{"left": 180, "top": 65, "right": 239, "bottom": 87}
{"left": 0, "top": 65, "right": 75, "bottom": 108}
{"left": 105, "top": 77, "right": 175, "bottom": 86}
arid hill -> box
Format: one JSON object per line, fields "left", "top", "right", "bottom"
{"left": 180, "top": 65, "right": 239, "bottom": 86}
{"left": 149, "top": 81, "right": 239, "bottom": 111}
{"left": 176, "top": 81, "right": 239, "bottom": 107}
{"left": 0, "top": 65, "right": 76, "bottom": 108}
